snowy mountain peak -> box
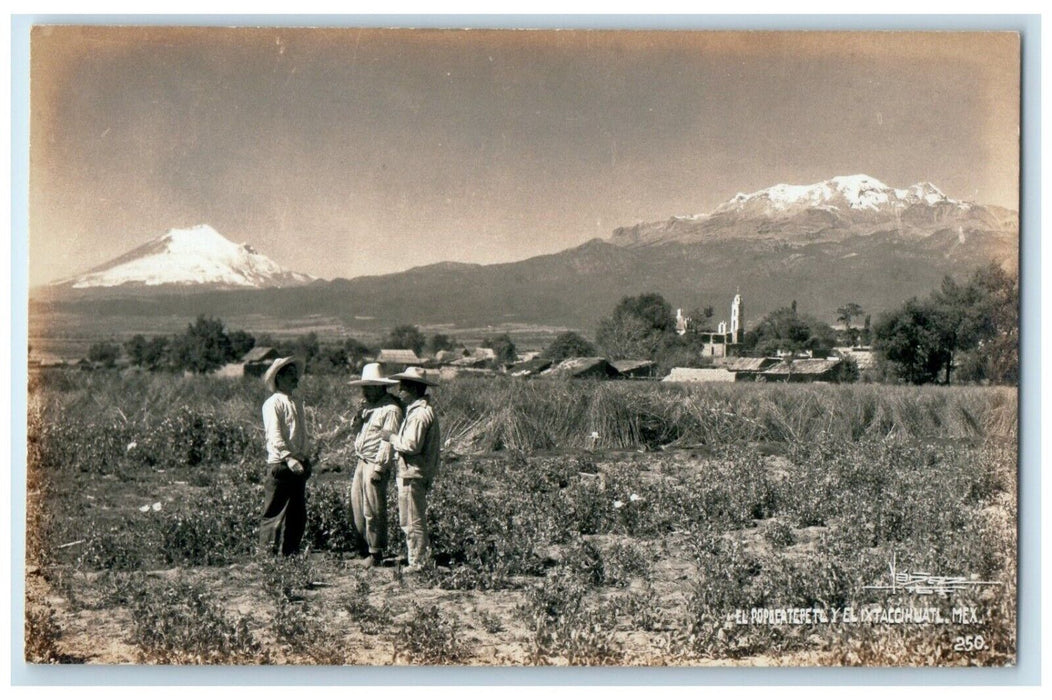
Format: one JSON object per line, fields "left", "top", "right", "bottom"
{"left": 609, "top": 174, "right": 1011, "bottom": 249}
{"left": 54, "top": 224, "right": 316, "bottom": 290}
{"left": 715, "top": 174, "right": 955, "bottom": 216}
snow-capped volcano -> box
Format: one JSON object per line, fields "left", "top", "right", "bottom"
{"left": 713, "top": 174, "right": 956, "bottom": 215}
{"left": 53, "top": 225, "right": 316, "bottom": 290}
{"left": 610, "top": 174, "right": 1015, "bottom": 248}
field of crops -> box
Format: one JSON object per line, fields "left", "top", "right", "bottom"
{"left": 24, "top": 371, "right": 1017, "bottom": 666}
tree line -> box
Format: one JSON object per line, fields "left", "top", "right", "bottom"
{"left": 88, "top": 317, "right": 520, "bottom": 375}
{"left": 546, "top": 262, "right": 1017, "bottom": 385}
{"left": 86, "top": 263, "right": 1017, "bottom": 386}
{"left": 873, "top": 263, "right": 1018, "bottom": 384}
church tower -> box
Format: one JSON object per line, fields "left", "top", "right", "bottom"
{"left": 730, "top": 292, "right": 743, "bottom": 342}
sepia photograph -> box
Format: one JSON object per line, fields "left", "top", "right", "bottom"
{"left": 22, "top": 24, "right": 1021, "bottom": 668}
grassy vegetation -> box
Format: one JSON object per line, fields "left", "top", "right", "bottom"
{"left": 25, "top": 371, "right": 1016, "bottom": 666}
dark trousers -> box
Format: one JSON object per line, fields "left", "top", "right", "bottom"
{"left": 259, "top": 461, "right": 310, "bottom": 556}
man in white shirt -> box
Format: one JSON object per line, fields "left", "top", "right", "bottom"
{"left": 259, "top": 356, "right": 311, "bottom": 556}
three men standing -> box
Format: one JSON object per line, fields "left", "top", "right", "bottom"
{"left": 258, "top": 356, "right": 441, "bottom": 571}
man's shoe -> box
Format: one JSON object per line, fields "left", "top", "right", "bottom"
{"left": 354, "top": 553, "right": 377, "bottom": 568}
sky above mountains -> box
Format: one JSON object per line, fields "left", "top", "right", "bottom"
{"left": 30, "top": 27, "right": 1019, "bottom": 286}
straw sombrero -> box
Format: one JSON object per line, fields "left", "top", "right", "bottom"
{"left": 389, "top": 366, "right": 439, "bottom": 386}
{"left": 349, "top": 362, "right": 399, "bottom": 386}
{"left": 263, "top": 356, "right": 302, "bottom": 393}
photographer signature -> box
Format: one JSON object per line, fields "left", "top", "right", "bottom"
{"left": 863, "top": 553, "right": 1001, "bottom": 596}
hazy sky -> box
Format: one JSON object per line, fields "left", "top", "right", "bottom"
{"left": 30, "top": 28, "right": 1019, "bottom": 286}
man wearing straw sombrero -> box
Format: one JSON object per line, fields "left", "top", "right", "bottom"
{"left": 380, "top": 366, "right": 441, "bottom": 573}
{"left": 349, "top": 362, "right": 404, "bottom": 567}
{"left": 259, "top": 356, "right": 311, "bottom": 556}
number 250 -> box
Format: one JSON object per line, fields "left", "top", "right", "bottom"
{"left": 953, "top": 635, "right": 986, "bottom": 652}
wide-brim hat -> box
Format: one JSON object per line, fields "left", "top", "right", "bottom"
{"left": 389, "top": 366, "right": 439, "bottom": 386}
{"left": 263, "top": 356, "right": 303, "bottom": 392}
{"left": 349, "top": 362, "right": 399, "bottom": 386}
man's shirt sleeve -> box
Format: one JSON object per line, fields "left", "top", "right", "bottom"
{"left": 263, "top": 397, "right": 292, "bottom": 462}
{"left": 389, "top": 407, "right": 433, "bottom": 456}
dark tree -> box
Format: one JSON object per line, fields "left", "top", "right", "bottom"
{"left": 171, "top": 315, "right": 233, "bottom": 374}
{"left": 685, "top": 306, "right": 716, "bottom": 332}
{"left": 124, "top": 335, "right": 148, "bottom": 367}
{"left": 294, "top": 332, "right": 321, "bottom": 368}
{"left": 384, "top": 325, "right": 426, "bottom": 355}
{"left": 748, "top": 306, "right": 836, "bottom": 357}
{"left": 343, "top": 338, "right": 372, "bottom": 370}
{"left": 483, "top": 333, "right": 518, "bottom": 365}
{"left": 836, "top": 303, "right": 865, "bottom": 330}
{"left": 873, "top": 299, "right": 955, "bottom": 384}
{"left": 875, "top": 264, "right": 1018, "bottom": 385}
{"left": 429, "top": 333, "right": 455, "bottom": 355}
{"left": 541, "top": 331, "right": 597, "bottom": 362}
{"left": 310, "top": 343, "right": 352, "bottom": 374}
{"left": 595, "top": 293, "right": 676, "bottom": 360}
{"left": 142, "top": 336, "right": 171, "bottom": 371}
{"left": 228, "top": 330, "right": 256, "bottom": 360}
{"left": 88, "top": 342, "right": 120, "bottom": 368}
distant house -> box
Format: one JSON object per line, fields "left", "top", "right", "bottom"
{"left": 438, "top": 365, "right": 498, "bottom": 381}
{"left": 541, "top": 357, "right": 619, "bottom": 380}
{"left": 611, "top": 359, "right": 659, "bottom": 379}
{"left": 835, "top": 346, "right": 877, "bottom": 372}
{"left": 663, "top": 367, "right": 737, "bottom": 383}
{"left": 242, "top": 346, "right": 279, "bottom": 377}
{"left": 434, "top": 349, "right": 465, "bottom": 364}
{"left": 759, "top": 358, "right": 844, "bottom": 383}
{"left": 508, "top": 357, "right": 553, "bottom": 377}
{"left": 450, "top": 355, "right": 491, "bottom": 369}
{"left": 713, "top": 356, "right": 780, "bottom": 381}
{"left": 28, "top": 353, "right": 65, "bottom": 373}
{"left": 376, "top": 348, "right": 422, "bottom": 373}
{"left": 471, "top": 347, "right": 498, "bottom": 362}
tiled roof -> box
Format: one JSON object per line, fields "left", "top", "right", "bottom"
{"left": 242, "top": 346, "right": 277, "bottom": 363}
{"left": 543, "top": 357, "right": 617, "bottom": 378}
{"left": 610, "top": 360, "right": 656, "bottom": 373}
{"left": 761, "top": 358, "right": 841, "bottom": 376}
{"left": 719, "top": 357, "right": 774, "bottom": 372}
{"left": 663, "top": 367, "right": 737, "bottom": 383}
{"left": 377, "top": 349, "right": 421, "bottom": 364}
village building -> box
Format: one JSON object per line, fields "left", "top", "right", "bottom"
{"left": 242, "top": 346, "right": 279, "bottom": 377}
{"left": 540, "top": 357, "right": 619, "bottom": 380}
{"left": 28, "top": 352, "right": 66, "bottom": 373}
{"left": 434, "top": 349, "right": 465, "bottom": 364}
{"left": 375, "top": 348, "right": 422, "bottom": 374}
{"left": 835, "top": 346, "right": 877, "bottom": 372}
{"left": 663, "top": 367, "right": 737, "bottom": 383}
{"left": 758, "top": 357, "right": 844, "bottom": 383}
{"left": 611, "top": 359, "right": 659, "bottom": 379}
{"left": 712, "top": 356, "right": 779, "bottom": 380}
{"left": 508, "top": 357, "right": 553, "bottom": 377}
{"left": 445, "top": 346, "right": 502, "bottom": 369}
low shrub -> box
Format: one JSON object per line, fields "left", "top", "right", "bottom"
{"left": 391, "top": 604, "right": 469, "bottom": 664}
{"left": 129, "top": 580, "right": 269, "bottom": 664}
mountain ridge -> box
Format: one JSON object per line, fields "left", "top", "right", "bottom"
{"left": 33, "top": 175, "right": 1018, "bottom": 331}
{"left": 610, "top": 174, "right": 1016, "bottom": 248}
